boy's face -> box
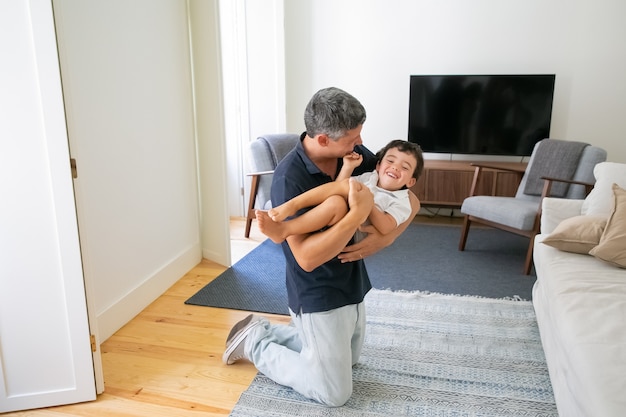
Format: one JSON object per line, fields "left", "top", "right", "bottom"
{"left": 376, "top": 147, "right": 418, "bottom": 191}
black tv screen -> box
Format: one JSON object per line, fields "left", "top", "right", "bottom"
{"left": 408, "top": 74, "right": 556, "bottom": 156}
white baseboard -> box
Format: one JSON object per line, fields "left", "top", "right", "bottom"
{"left": 97, "top": 243, "right": 202, "bottom": 341}
{"left": 202, "top": 247, "right": 230, "bottom": 268}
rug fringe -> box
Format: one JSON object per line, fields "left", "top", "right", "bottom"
{"left": 370, "top": 288, "right": 530, "bottom": 302}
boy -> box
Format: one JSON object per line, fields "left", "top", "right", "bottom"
{"left": 257, "top": 139, "right": 424, "bottom": 244}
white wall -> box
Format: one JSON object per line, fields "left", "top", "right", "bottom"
{"left": 283, "top": 0, "right": 626, "bottom": 163}
{"left": 53, "top": 0, "right": 204, "bottom": 340}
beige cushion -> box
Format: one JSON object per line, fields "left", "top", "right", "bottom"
{"left": 543, "top": 215, "right": 607, "bottom": 254}
{"left": 581, "top": 162, "right": 626, "bottom": 217}
{"left": 589, "top": 184, "right": 626, "bottom": 268}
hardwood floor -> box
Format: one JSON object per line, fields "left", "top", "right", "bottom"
{"left": 7, "top": 219, "right": 288, "bottom": 416}
{"left": 8, "top": 214, "right": 460, "bottom": 416}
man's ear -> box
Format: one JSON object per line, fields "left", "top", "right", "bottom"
{"left": 316, "top": 134, "right": 330, "bottom": 147}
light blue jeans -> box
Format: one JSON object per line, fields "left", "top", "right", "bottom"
{"left": 245, "top": 302, "right": 366, "bottom": 407}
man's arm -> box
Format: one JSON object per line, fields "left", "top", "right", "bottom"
{"left": 337, "top": 191, "right": 420, "bottom": 262}
{"left": 287, "top": 178, "right": 373, "bottom": 272}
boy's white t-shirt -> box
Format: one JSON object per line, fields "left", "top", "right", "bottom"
{"left": 354, "top": 170, "right": 412, "bottom": 227}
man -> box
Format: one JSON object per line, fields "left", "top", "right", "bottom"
{"left": 223, "top": 87, "right": 420, "bottom": 406}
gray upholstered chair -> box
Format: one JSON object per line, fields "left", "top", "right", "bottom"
{"left": 245, "top": 133, "right": 300, "bottom": 237}
{"left": 458, "top": 139, "right": 607, "bottom": 275}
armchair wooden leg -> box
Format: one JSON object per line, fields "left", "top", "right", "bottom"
{"left": 523, "top": 214, "right": 542, "bottom": 275}
{"left": 458, "top": 215, "right": 471, "bottom": 251}
{"left": 245, "top": 175, "right": 261, "bottom": 238}
{"left": 245, "top": 210, "right": 254, "bottom": 239}
{"left": 523, "top": 232, "right": 538, "bottom": 275}
{"left": 523, "top": 242, "right": 533, "bottom": 275}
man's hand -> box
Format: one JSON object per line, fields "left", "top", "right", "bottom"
{"left": 347, "top": 177, "right": 373, "bottom": 225}
{"left": 338, "top": 224, "right": 394, "bottom": 262}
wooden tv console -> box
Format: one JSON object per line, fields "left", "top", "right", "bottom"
{"left": 409, "top": 160, "right": 528, "bottom": 208}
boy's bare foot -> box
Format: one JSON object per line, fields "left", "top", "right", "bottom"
{"left": 255, "top": 210, "right": 288, "bottom": 243}
{"left": 267, "top": 201, "right": 295, "bottom": 222}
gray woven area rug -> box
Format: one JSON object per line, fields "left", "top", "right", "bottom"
{"left": 230, "top": 289, "right": 557, "bottom": 417}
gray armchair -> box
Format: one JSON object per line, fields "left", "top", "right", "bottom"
{"left": 458, "top": 139, "right": 607, "bottom": 275}
{"left": 245, "top": 133, "right": 300, "bottom": 238}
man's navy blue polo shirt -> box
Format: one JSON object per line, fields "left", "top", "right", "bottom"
{"left": 270, "top": 133, "right": 377, "bottom": 314}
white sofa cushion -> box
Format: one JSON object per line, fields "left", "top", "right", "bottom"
{"left": 581, "top": 162, "right": 626, "bottom": 217}
{"left": 541, "top": 197, "right": 585, "bottom": 234}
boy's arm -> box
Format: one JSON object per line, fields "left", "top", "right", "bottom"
{"left": 367, "top": 206, "right": 398, "bottom": 235}
{"left": 338, "top": 191, "right": 420, "bottom": 262}
{"left": 336, "top": 166, "right": 354, "bottom": 182}
{"left": 336, "top": 152, "right": 363, "bottom": 181}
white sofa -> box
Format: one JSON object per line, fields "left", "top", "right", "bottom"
{"left": 532, "top": 162, "right": 626, "bottom": 416}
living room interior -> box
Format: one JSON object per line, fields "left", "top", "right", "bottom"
{"left": 3, "top": 0, "right": 625, "bottom": 415}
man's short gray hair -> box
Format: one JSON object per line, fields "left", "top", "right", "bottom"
{"left": 304, "top": 87, "right": 367, "bottom": 140}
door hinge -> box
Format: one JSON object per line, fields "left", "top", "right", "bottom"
{"left": 90, "top": 334, "right": 97, "bottom": 352}
{"left": 70, "top": 158, "right": 78, "bottom": 179}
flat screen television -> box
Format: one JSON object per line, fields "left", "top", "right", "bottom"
{"left": 407, "top": 74, "right": 556, "bottom": 156}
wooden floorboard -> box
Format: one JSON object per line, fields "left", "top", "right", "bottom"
{"left": 9, "top": 214, "right": 461, "bottom": 416}
{"left": 7, "top": 219, "right": 287, "bottom": 416}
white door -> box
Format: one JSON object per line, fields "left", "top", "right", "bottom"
{"left": 0, "top": 0, "right": 97, "bottom": 412}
